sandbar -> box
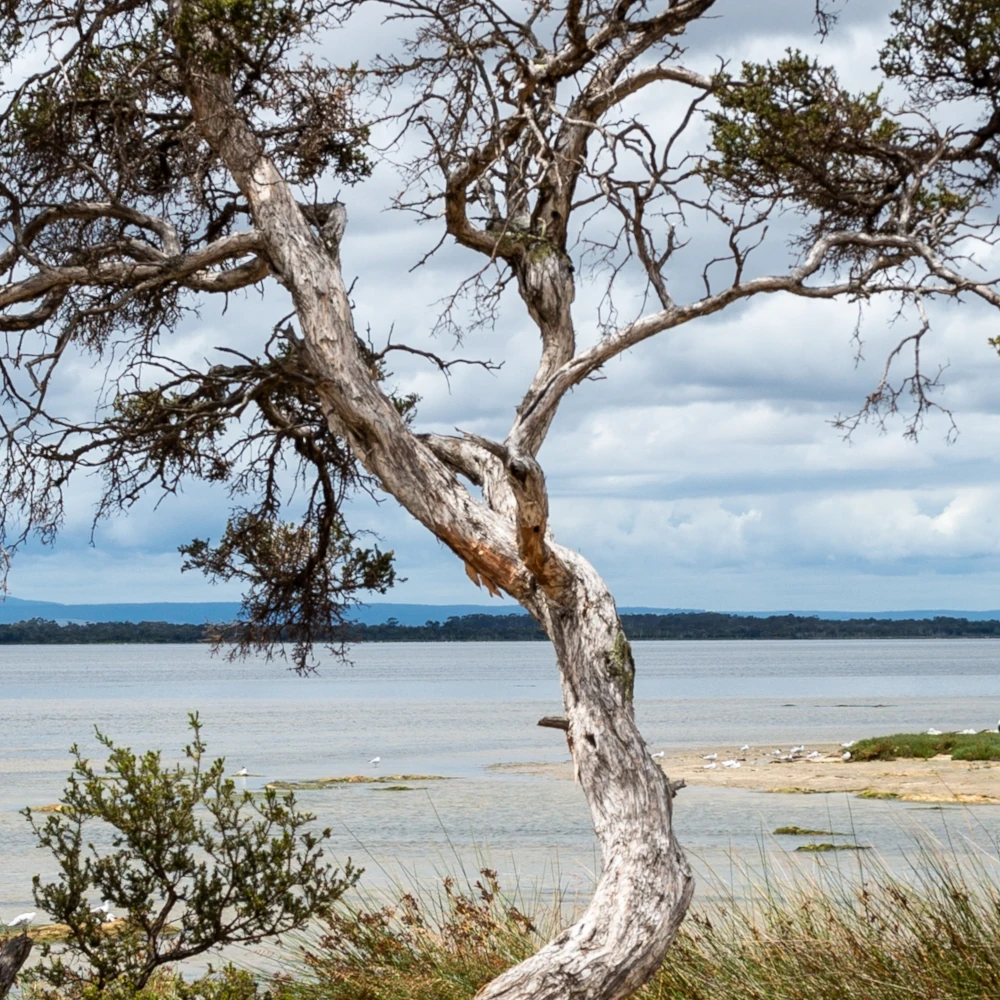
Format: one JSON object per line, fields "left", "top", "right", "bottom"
{"left": 494, "top": 747, "right": 1000, "bottom": 804}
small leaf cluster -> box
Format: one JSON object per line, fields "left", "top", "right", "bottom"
{"left": 881, "top": 0, "right": 1000, "bottom": 108}
{"left": 182, "top": 509, "right": 396, "bottom": 673}
{"left": 706, "top": 51, "right": 907, "bottom": 234}
{"left": 24, "top": 715, "right": 359, "bottom": 997}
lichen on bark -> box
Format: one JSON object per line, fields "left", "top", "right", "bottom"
{"left": 608, "top": 628, "right": 636, "bottom": 702}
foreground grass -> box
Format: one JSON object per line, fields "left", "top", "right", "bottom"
{"left": 276, "top": 850, "right": 1000, "bottom": 1000}
{"left": 18, "top": 852, "right": 1000, "bottom": 1000}
{"left": 850, "top": 731, "right": 1000, "bottom": 761}
{"left": 19, "top": 855, "right": 1000, "bottom": 1000}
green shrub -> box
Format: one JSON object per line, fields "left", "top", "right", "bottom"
{"left": 23, "top": 716, "right": 358, "bottom": 998}
{"left": 54, "top": 966, "right": 268, "bottom": 1000}
{"left": 850, "top": 731, "right": 1000, "bottom": 761}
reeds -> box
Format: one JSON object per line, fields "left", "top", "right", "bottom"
{"left": 281, "top": 845, "right": 1000, "bottom": 1000}
{"left": 283, "top": 869, "right": 548, "bottom": 1000}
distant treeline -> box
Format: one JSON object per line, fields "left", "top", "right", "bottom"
{"left": 5, "top": 613, "right": 1000, "bottom": 645}
{"left": 354, "top": 612, "right": 1000, "bottom": 641}
{"left": 0, "top": 618, "right": 209, "bottom": 644}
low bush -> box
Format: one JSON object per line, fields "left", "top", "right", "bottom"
{"left": 22, "top": 716, "right": 358, "bottom": 999}
{"left": 850, "top": 731, "right": 1000, "bottom": 762}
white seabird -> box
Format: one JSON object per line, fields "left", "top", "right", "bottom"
{"left": 369, "top": 756, "right": 381, "bottom": 766}
{"left": 650, "top": 750, "right": 665, "bottom": 759}
{"left": 234, "top": 767, "right": 249, "bottom": 777}
{"left": 842, "top": 751, "right": 852, "bottom": 761}
{"left": 7, "top": 912, "right": 35, "bottom": 929}
{"left": 703, "top": 762, "right": 718, "bottom": 770}
{"left": 702, "top": 753, "right": 717, "bottom": 761}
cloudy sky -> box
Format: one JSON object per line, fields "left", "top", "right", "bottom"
{"left": 9, "top": 0, "right": 1000, "bottom": 613}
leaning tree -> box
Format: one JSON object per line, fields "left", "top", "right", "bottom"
{"left": 4, "top": 0, "right": 1000, "bottom": 997}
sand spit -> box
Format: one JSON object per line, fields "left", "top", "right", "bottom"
{"left": 492, "top": 748, "right": 1000, "bottom": 804}
{"left": 265, "top": 774, "right": 450, "bottom": 789}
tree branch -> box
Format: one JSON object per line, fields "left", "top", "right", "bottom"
{"left": 511, "top": 228, "right": 999, "bottom": 449}
{"left": 0, "top": 231, "right": 268, "bottom": 331}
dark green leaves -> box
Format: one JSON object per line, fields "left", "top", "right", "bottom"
{"left": 881, "top": 0, "right": 1000, "bottom": 107}
{"left": 181, "top": 509, "right": 396, "bottom": 673}
{"left": 706, "top": 52, "right": 906, "bottom": 233}
{"left": 1, "top": 0, "right": 369, "bottom": 244}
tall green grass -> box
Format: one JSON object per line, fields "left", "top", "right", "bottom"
{"left": 280, "top": 848, "right": 1000, "bottom": 1000}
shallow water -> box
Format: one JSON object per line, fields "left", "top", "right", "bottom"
{"left": 2, "top": 639, "right": 998, "bottom": 921}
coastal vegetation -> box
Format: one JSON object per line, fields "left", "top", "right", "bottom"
{"left": 12, "top": 723, "right": 1000, "bottom": 1000}
{"left": 793, "top": 843, "right": 870, "bottom": 853}
{"left": 772, "top": 826, "right": 845, "bottom": 836}
{"left": 6, "top": 0, "right": 1000, "bottom": 995}
{"left": 0, "top": 620, "right": 208, "bottom": 644}
{"left": 275, "top": 855, "right": 1000, "bottom": 1000}
{"left": 13, "top": 853, "right": 1000, "bottom": 1000}
{"left": 850, "top": 732, "right": 1000, "bottom": 762}
{"left": 22, "top": 718, "right": 357, "bottom": 997}
{"left": 264, "top": 776, "right": 447, "bottom": 790}
{"left": 7, "top": 613, "right": 1000, "bottom": 645}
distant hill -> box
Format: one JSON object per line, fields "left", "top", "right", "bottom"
{"left": 0, "top": 597, "right": 698, "bottom": 626}
{"left": 0, "top": 596, "right": 242, "bottom": 625}
{"left": 3, "top": 595, "right": 1000, "bottom": 625}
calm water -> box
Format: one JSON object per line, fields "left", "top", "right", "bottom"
{"left": 2, "top": 639, "right": 999, "bottom": 922}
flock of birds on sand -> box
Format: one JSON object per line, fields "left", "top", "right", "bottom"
{"left": 686, "top": 742, "right": 856, "bottom": 770}
{"left": 650, "top": 719, "right": 1000, "bottom": 770}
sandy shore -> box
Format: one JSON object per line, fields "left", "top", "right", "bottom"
{"left": 493, "top": 746, "right": 1000, "bottom": 804}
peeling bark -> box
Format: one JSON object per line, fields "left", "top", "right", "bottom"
{"left": 479, "top": 560, "right": 692, "bottom": 1000}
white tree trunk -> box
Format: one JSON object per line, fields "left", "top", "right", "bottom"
{"left": 181, "top": 43, "right": 694, "bottom": 1000}
{"left": 478, "top": 554, "right": 693, "bottom": 1000}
